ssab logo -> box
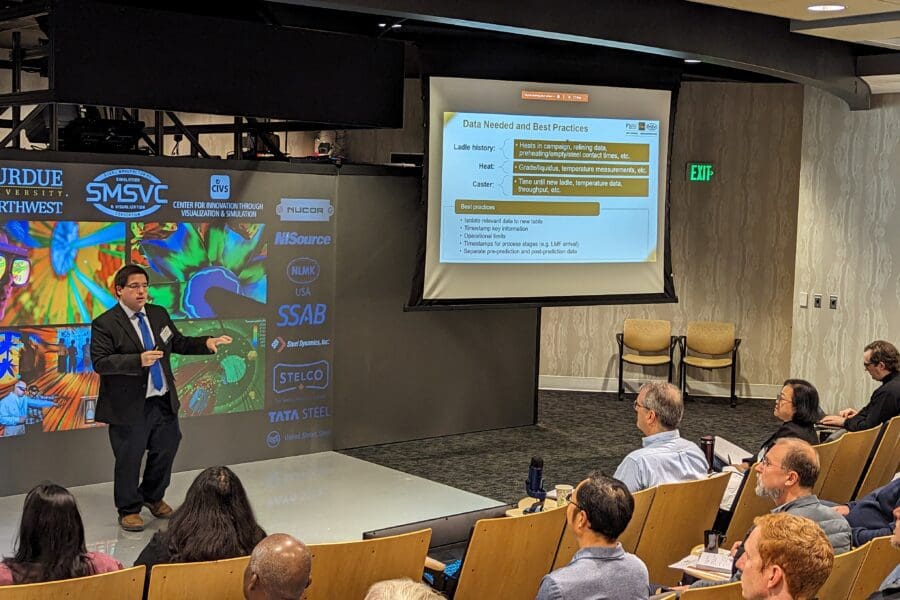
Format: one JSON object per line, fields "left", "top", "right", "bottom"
{"left": 287, "top": 258, "right": 319, "bottom": 285}
{"left": 210, "top": 175, "right": 230, "bottom": 200}
{"left": 276, "top": 303, "right": 327, "bottom": 327}
{"left": 86, "top": 169, "right": 168, "bottom": 219}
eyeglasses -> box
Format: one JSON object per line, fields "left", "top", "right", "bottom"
{"left": 123, "top": 283, "right": 150, "bottom": 290}
{"left": 633, "top": 400, "right": 647, "bottom": 410}
{"left": 774, "top": 394, "right": 792, "bottom": 405}
{"left": 760, "top": 455, "right": 786, "bottom": 470}
{"left": 863, "top": 361, "right": 876, "bottom": 368}
{"left": 564, "top": 491, "right": 586, "bottom": 513}
{"left": 0, "top": 254, "right": 30, "bottom": 286}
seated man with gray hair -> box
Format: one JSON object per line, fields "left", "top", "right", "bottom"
{"left": 613, "top": 381, "right": 708, "bottom": 492}
{"left": 243, "top": 533, "right": 312, "bottom": 600}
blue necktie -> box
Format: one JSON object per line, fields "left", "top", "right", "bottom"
{"left": 135, "top": 312, "right": 164, "bottom": 393}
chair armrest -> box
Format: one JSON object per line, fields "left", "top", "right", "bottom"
{"left": 425, "top": 556, "right": 446, "bottom": 571}
{"left": 733, "top": 338, "right": 742, "bottom": 350}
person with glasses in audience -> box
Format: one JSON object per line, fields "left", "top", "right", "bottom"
{"left": 0, "top": 232, "right": 31, "bottom": 321}
{"left": 536, "top": 471, "right": 649, "bottom": 600}
{"left": 91, "top": 265, "right": 233, "bottom": 532}
{"left": 680, "top": 438, "right": 850, "bottom": 592}
{"left": 0, "top": 379, "right": 57, "bottom": 437}
{"left": 0, "top": 483, "right": 122, "bottom": 585}
{"left": 731, "top": 379, "right": 822, "bottom": 471}
{"left": 737, "top": 513, "right": 834, "bottom": 600}
{"left": 243, "top": 533, "right": 311, "bottom": 600}
{"left": 821, "top": 340, "right": 900, "bottom": 433}
{"left": 613, "top": 381, "right": 707, "bottom": 492}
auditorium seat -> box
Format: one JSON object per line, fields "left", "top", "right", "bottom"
{"left": 724, "top": 465, "right": 771, "bottom": 546}
{"left": 855, "top": 416, "right": 900, "bottom": 499}
{"left": 305, "top": 529, "right": 431, "bottom": 600}
{"left": 552, "top": 486, "right": 655, "bottom": 570}
{"left": 849, "top": 536, "right": 900, "bottom": 600}
{"left": 0, "top": 565, "right": 145, "bottom": 600}
{"left": 680, "top": 580, "right": 744, "bottom": 599}
{"left": 816, "top": 425, "right": 881, "bottom": 504}
{"left": 816, "top": 541, "right": 868, "bottom": 600}
{"left": 679, "top": 321, "right": 741, "bottom": 407}
{"left": 811, "top": 437, "right": 842, "bottom": 498}
{"left": 616, "top": 319, "right": 677, "bottom": 400}
{"left": 146, "top": 556, "right": 248, "bottom": 600}
{"left": 633, "top": 473, "right": 731, "bottom": 585}
{"left": 454, "top": 504, "right": 566, "bottom": 600}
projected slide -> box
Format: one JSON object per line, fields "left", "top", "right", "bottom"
{"left": 130, "top": 222, "right": 267, "bottom": 319}
{"left": 170, "top": 318, "right": 265, "bottom": 417}
{"left": 0, "top": 221, "right": 125, "bottom": 326}
{"left": 440, "top": 112, "right": 658, "bottom": 264}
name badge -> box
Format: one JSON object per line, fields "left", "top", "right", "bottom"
{"left": 159, "top": 326, "right": 173, "bottom": 344}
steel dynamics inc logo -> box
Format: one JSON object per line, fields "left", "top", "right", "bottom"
{"left": 86, "top": 168, "right": 168, "bottom": 218}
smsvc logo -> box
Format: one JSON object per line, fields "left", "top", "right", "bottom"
{"left": 266, "top": 430, "right": 281, "bottom": 448}
{"left": 276, "top": 198, "right": 333, "bottom": 222}
{"left": 287, "top": 258, "right": 319, "bottom": 285}
{"left": 210, "top": 174, "right": 230, "bottom": 200}
{"left": 85, "top": 169, "right": 168, "bottom": 218}
{"left": 273, "top": 360, "right": 330, "bottom": 394}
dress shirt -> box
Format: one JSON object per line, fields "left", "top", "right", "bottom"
{"left": 118, "top": 301, "right": 168, "bottom": 398}
{"left": 613, "top": 429, "right": 708, "bottom": 492}
{"left": 536, "top": 544, "right": 649, "bottom": 600}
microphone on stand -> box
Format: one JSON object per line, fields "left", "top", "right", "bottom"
{"left": 524, "top": 456, "right": 546, "bottom": 513}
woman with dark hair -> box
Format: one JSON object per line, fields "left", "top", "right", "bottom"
{"left": 0, "top": 483, "right": 122, "bottom": 585}
{"left": 135, "top": 466, "right": 266, "bottom": 595}
{"left": 738, "top": 378, "right": 822, "bottom": 467}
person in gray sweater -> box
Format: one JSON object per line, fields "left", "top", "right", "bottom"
{"left": 536, "top": 472, "right": 648, "bottom": 600}
{"left": 677, "top": 438, "right": 851, "bottom": 593}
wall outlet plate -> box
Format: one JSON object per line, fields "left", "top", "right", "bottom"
{"left": 813, "top": 294, "right": 822, "bottom": 308}
{"left": 829, "top": 295, "right": 837, "bottom": 309}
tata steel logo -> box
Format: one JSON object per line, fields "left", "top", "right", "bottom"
{"left": 287, "top": 258, "right": 319, "bottom": 285}
{"left": 273, "top": 360, "right": 330, "bottom": 394}
{"left": 86, "top": 169, "right": 168, "bottom": 218}
{"left": 276, "top": 198, "right": 333, "bottom": 222}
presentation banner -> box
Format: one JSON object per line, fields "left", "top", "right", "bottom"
{"left": 0, "top": 159, "right": 334, "bottom": 454}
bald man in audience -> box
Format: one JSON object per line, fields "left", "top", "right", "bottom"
{"left": 243, "top": 534, "right": 311, "bottom": 600}
{"left": 737, "top": 513, "right": 834, "bottom": 600}
{"left": 613, "top": 381, "right": 707, "bottom": 492}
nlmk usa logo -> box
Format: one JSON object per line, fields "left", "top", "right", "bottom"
{"left": 272, "top": 360, "right": 330, "bottom": 394}
{"left": 85, "top": 169, "right": 168, "bottom": 218}
{"left": 287, "top": 258, "right": 320, "bottom": 285}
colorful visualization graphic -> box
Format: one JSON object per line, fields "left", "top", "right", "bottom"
{"left": 130, "top": 223, "right": 267, "bottom": 319}
{"left": 170, "top": 319, "right": 266, "bottom": 417}
{"left": 0, "top": 221, "right": 125, "bottom": 326}
{"left": 0, "top": 327, "right": 100, "bottom": 437}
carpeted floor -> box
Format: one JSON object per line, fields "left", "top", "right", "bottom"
{"left": 341, "top": 390, "right": 778, "bottom": 503}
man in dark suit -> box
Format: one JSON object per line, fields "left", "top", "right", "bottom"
{"left": 91, "top": 265, "right": 232, "bottom": 531}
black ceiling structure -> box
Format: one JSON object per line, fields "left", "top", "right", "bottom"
{"left": 0, "top": 0, "right": 891, "bottom": 158}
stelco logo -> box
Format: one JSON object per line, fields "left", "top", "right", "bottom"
{"left": 86, "top": 168, "right": 168, "bottom": 218}
{"left": 287, "top": 258, "right": 319, "bottom": 285}
{"left": 273, "top": 360, "right": 330, "bottom": 394}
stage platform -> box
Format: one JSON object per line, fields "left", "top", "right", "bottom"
{"left": 0, "top": 452, "right": 505, "bottom": 566}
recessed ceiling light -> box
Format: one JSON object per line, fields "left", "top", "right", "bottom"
{"left": 807, "top": 4, "right": 846, "bottom": 11}
{"left": 378, "top": 22, "right": 387, "bottom": 27}
{"left": 391, "top": 23, "right": 402, "bottom": 28}
{"left": 684, "top": 59, "right": 702, "bottom": 64}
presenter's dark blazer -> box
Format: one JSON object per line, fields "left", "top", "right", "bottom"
{"left": 90, "top": 303, "right": 211, "bottom": 425}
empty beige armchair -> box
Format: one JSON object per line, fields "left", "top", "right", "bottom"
{"left": 616, "top": 319, "right": 677, "bottom": 401}
{"left": 679, "top": 321, "right": 741, "bottom": 407}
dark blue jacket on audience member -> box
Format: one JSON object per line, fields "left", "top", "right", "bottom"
{"left": 847, "top": 479, "right": 900, "bottom": 547}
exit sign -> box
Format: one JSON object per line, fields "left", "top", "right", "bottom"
{"left": 686, "top": 162, "right": 715, "bottom": 182}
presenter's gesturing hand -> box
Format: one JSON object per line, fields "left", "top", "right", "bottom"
{"left": 206, "top": 335, "right": 233, "bottom": 353}
{"left": 141, "top": 350, "right": 164, "bottom": 367}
